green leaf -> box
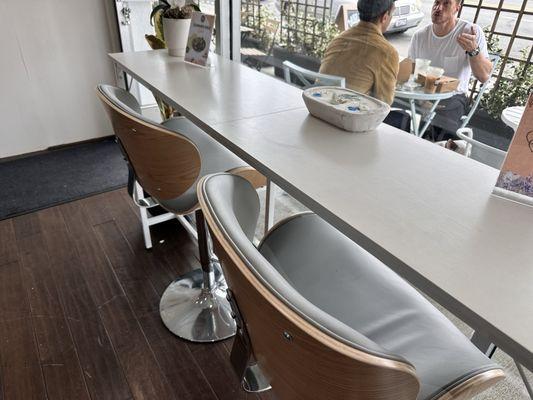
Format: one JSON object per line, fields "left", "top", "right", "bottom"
{"left": 150, "top": 4, "right": 170, "bottom": 26}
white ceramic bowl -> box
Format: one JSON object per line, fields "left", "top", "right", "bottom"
{"left": 302, "top": 87, "right": 390, "bottom": 133}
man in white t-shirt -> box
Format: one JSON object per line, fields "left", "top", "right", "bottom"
{"left": 408, "top": 0, "right": 493, "bottom": 140}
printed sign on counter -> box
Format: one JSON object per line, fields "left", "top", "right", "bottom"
{"left": 494, "top": 93, "right": 533, "bottom": 206}
{"left": 184, "top": 12, "right": 215, "bottom": 67}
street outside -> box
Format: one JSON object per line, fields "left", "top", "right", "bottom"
{"left": 388, "top": 0, "right": 532, "bottom": 59}
{"left": 234, "top": 0, "right": 533, "bottom": 58}
{"left": 200, "top": 0, "right": 533, "bottom": 60}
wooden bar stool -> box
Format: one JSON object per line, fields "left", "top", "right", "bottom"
{"left": 97, "top": 85, "right": 264, "bottom": 342}
{"left": 199, "top": 172, "right": 504, "bottom": 399}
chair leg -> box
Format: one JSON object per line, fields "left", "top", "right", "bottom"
{"left": 133, "top": 180, "right": 177, "bottom": 250}
{"left": 135, "top": 181, "right": 153, "bottom": 249}
{"left": 159, "top": 209, "right": 236, "bottom": 342}
{"left": 139, "top": 206, "right": 153, "bottom": 249}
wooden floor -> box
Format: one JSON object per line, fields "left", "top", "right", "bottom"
{"left": 0, "top": 188, "right": 278, "bottom": 400}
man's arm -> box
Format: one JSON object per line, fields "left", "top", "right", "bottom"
{"left": 374, "top": 50, "right": 399, "bottom": 105}
{"left": 458, "top": 26, "right": 492, "bottom": 82}
{"left": 407, "top": 33, "right": 417, "bottom": 60}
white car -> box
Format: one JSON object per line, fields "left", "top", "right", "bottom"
{"left": 335, "top": 0, "right": 424, "bottom": 34}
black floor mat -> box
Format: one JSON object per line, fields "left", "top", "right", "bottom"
{"left": 0, "top": 138, "right": 128, "bottom": 220}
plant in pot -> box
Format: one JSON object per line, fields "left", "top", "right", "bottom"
{"left": 146, "top": 0, "right": 200, "bottom": 120}
{"left": 149, "top": 0, "right": 200, "bottom": 57}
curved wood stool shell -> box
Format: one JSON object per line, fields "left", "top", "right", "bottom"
{"left": 97, "top": 85, "right": 265, "bottom": 343}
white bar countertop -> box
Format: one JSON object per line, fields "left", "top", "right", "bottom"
{"left": 110, "top": 50, "right": 533, "bottom": 370}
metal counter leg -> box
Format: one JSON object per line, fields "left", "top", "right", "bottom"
{"left": 470, "top": 331, "right": 497, "bottom": 358}
{"left": 264, "top": 178, "right": 276, "bottom": 235}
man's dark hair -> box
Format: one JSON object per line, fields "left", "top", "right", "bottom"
{"left": 357, "top": 0, "right": 395, "bottom": 22}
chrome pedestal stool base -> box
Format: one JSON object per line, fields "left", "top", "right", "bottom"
{"left": 160, "top": 266, "right": 236, "bottom": 342}
{"left": 243, "top": 364, "right": 272, "bottom": 393}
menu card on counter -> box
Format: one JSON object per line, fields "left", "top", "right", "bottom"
{"left": 493, "top": 93, "right": 533, "bottom": 206}
{"left": 184, "top": 12, "right": 215, "bottom": 67}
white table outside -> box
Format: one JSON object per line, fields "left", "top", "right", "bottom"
{"left": 394, "top": 86, "right": 456, "bottom": 137}
{"left": 501, "top": 106, "right": 525, "bottom": 131}
{"left": 110, "top": 50, "right": 533, "bottom": 373}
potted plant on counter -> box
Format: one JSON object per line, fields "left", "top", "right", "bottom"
{"left": 149, "top": 0, "right": 200, "bottom": 57}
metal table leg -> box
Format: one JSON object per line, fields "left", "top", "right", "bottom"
{"left": 410, "top": 99, "right": 419, "bottom": 137}
{"left": 516, "top": 362, "right": 533, "bottom": 399}
{"left": 472, "top": 331, "right": 533, "bottom": 399}
{"left": 418, "top": 99, "right": 442, "bottom": 138}
{"left": 264, "top": 178, "right": 276, "bottom": 235}
{"left": 471, "top": 331, "right": 497, "bottom": 357}
{"left": 407, "top": 98, "right": 443, "bottom": 138}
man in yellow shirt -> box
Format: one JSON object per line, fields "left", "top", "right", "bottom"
{"left": 320, "top": 0, "right": 399, "bottom": 105}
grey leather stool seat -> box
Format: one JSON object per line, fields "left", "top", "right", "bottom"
{"left": 97, "top": 85, "right": 264, "bottom": 343}
{"left": 259, "top": 214, "right": 502, "bottom": 399}
{"left": 199, "top": 173, "right": 504, "bottom": 400}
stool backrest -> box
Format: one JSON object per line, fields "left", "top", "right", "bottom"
{"left": 97, "top": 85, "right": 201, "bottom": 201}
{"left": 199, "top": 173, "right": 419, "bottom": 400}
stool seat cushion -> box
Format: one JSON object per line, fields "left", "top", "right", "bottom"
{"left": 258, "top": 213, "right": 500, "bottom": 400}
{"left": 158, "top": 117, "right": 246, "bottom": 213}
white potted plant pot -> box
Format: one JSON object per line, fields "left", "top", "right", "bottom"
{"left": 163, "top": 18, "right": 191, "bottom": 57}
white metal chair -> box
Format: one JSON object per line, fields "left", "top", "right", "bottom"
{"left": 282, "top": 60, "right": 346, "bottom": 89}
{"left": 456, "top": 127, "right": 507, "bottom": 169}
{"left": 459, "top": 53, "right": 500, "bottom": 128}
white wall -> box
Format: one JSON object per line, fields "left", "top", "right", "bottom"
{"left": 0, "top": 0, "right": 120, "bottom": 158}
{"left": 115, "top": 0, "right": 157, "bottom": 107}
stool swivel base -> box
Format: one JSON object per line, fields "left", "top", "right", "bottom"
{"left": 159, "top": 210, "right": 236, "bottom": 342}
